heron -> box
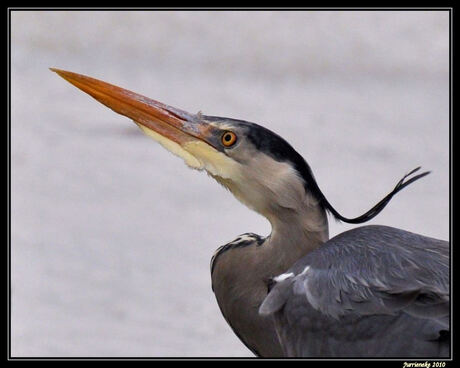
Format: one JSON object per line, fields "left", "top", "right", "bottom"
{"left": 51, "top": 68, "right": 449, "bottom": 358}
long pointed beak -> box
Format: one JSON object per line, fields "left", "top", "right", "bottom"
{"left": 50, "top": 68, "right": 207, "bottom": 146}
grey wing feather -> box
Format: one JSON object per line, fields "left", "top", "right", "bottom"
{"left": 259, "top": 225, "right": 449, "bottom": 357}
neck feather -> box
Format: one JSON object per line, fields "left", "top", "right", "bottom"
{"left": 264, "top": 194, "right": 329, "bottom": 265}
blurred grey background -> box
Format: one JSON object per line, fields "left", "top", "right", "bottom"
{"left": 10, "top": 10, "right": 449, "bottom": 357}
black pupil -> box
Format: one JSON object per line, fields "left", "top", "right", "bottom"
{"left": 224, "top": 134, "right": 231, "bottom": 142}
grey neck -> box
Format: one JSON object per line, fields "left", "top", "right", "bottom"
{"left": 263, "top": 201, "right": 329, "bottom": 270}
{"left": 210, "top": 194, "right": 330, "bottom": 357}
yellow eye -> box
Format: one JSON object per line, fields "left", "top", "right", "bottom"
{"left": 221, "top": 131, "right": 237, "bottom": 147}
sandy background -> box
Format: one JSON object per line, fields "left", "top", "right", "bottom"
{"left": 10, "top": 10, "right": 449, "bottom": 357}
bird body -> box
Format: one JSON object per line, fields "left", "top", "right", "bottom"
{"left": 52, "top": 69, "right": 449, "bottom": 358}
{"left": 260, "top": 225, "right": 449, "bottom": 357}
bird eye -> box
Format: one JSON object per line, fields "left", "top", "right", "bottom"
{"left": 221, "top": 131, "right": 237, "bottom": 147}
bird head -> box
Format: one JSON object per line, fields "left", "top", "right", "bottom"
{"left": 50, "top": 69, "right": 325, "bottom": 222}
{"left": 51, "top": 69, "right": 429, "bottom": 227}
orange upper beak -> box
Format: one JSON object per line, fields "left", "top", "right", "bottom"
{"left": 50, "top": 68, "right": 210, "bottom": 146}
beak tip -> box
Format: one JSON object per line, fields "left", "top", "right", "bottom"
{"left": 50, "top": 68, "right": 71, "bottom": 80}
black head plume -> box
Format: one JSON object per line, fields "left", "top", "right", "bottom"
{"left": 311, "top": 166, "right": 430, "bottom": 224}
{"left": 243, "top": 122, "right": 431, "bottom": 224}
